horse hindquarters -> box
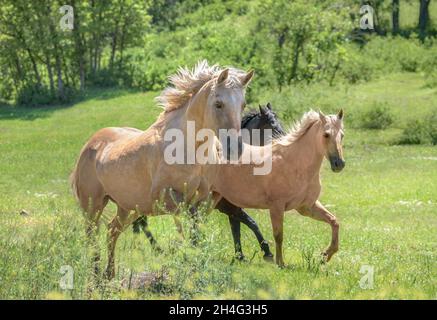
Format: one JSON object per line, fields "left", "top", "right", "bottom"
{"left": 71, "top": 144, "right": 109, "bottom": 225}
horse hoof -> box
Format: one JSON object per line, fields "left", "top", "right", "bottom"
{"left": 235, "top": 253, "right": 246, "bottom": 261}
{"left": 152, "top": 246, "right": 164, "bottom": 254}
{"left": 104, "top": 269, "right": 115, "bottom": 280}
{"left": 320, "top": 252, "right": 329, "bottom": 264}
{"left": 263, "top": 253, "right": 274, "bottom": 263}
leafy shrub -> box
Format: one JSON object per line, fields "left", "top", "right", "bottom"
{"left": 398, "top": 119, "right": 432, "bottom": 145}
{"left": 339, "top": 47, "right": 374, "bottom": 84}
{"left": 398, "top": 111, "right": 437, "bottom": 145}
{"left": 421, "top": 53, "right": 437, "bottom": 88}
{"left": 427, "top": 110, "right": 437, "bottom": 145}
{"left": 360, "top": 104, "right": 394, "bottom": 130}
{"left": 359, "top": 36, "right": 433, "bottom": 75}
{"left": 16, "top": 84, "right": 55, "bottom": 107}
{"left": 88, "top": 68, "right": 121, "bottom": 88}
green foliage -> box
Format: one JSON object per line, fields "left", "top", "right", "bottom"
{"left": 398, "top": 119, "right": 432, "bottom": 145}
{"left": 1, "top": 0, "right": 437, "bottom": 106}
{"left": 360, "top": 104, "right": 394, "bottom": 130}
{"left": 428, "top": 110, "right": 437, "bottom": 145}
{"left": 15, "top": 84, "right": 55, "bottom": 107}
{"left": 362, "top": 36, "right": 432, "bottom": 73}
{"left": 398, "top": 110, "right": 437, "bottom": 145}
{"left": 255, "top": 0, "right": 353, "bottom": 88}
{"left": 338, "top": 45, "right": 374, "bottom": 84}
{"left": 421, "top": 48, "right": 437, "bottom": 88}
{"left": 0, "top": 0, "right": 151, "bottom": 105}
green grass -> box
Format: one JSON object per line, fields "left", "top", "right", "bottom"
{"left": 0, "top": 74, "right": 436, "bottom": 299}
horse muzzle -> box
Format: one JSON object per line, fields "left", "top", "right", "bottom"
{"left": 329, "top": 156, "right": 345, "bottom": 172}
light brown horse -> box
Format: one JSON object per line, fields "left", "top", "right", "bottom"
{"left": 71, "top": 61, "right": 254, "bottom": 278}
{"left": 212, "top": 110, "right": 345, "bottom": 266}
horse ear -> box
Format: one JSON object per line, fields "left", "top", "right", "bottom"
{"left": 217, "top": 68, "right": 229, "bottom": 85}
{"left": 240, "top": 69, "right": 254, "bottom": 87}
{"left": 318, "top": 110, "right": 327, "bottom": 124}
{"left": 266, "top": 102, "right": 272, "bottom": 110}
{"left": 337, "top": 108, "right": 344, "bottom": 120}
{"left": 259, "top": 105, "right": 266, "bottom": 114}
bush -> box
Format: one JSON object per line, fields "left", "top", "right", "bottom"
{"left": 16, "top": 84, "right": 55, "bottom": 107}
{"left": 88, "top": 68, "right": 121, "bottom": 88}
{"left": 398, "top": 120, "right": 431, "bottom": 145}
{"left": 398, "top": 111, "right": 437, "bottom": 145}
{"left": 427, "top": 110, "right": 437, "bottom": 145}
{"left": 421, "top": 53, "right": 437, "bottom": 88}
{"left": 360, "top": 104, "right": 394, "bottom": 130}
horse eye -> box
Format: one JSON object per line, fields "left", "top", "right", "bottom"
{"left": 323, "top": 132, "right": 330, "bottom": 138}
{"left": 215, "top": 101, "right": 223, "bottom": 109}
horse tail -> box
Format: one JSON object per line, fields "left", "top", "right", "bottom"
{"left": 70, "top": 159, "right": 80, "bottom": 203}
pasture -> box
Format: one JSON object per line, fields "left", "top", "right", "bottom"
{"left": 0, "top": 73, "right": 436, "bottom": 299}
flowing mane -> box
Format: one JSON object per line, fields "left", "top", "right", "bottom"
{"left": 273, "top": 110, "right": 320, "bottom": 147}
{"left": 156, "top": 60, "right": 246, "bottom": 113}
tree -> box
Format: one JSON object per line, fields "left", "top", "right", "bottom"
{"left": 392, "top": 0, "right": 400, "bottom": 34}
{"left": 0, "top": 0, "right": 150, "bottom": 105}
{"left": 257, "top": 0, "right": 351, "bottom": 89}
{"left": 418, "top": 0, "right": 431, "bottom": 40}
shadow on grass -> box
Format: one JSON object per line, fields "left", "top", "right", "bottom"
{"left": 0, "top": 87, "right": 144, "bottom": 121}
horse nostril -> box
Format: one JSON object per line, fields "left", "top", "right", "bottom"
{"left": 336, "top": 159, "right": 345, "bottom": 170}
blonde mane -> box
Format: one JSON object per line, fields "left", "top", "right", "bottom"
{"left": 156, "top": 60, "right": 246, "bottom": 113}
{"left": 273, "top": 110, "right": 321, "bottom": 147}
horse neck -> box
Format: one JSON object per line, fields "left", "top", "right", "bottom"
{"left": 155, "top": 89, "right": 207, "bottom": 136}
{"left": 277, "top": 122, "right": 324, "bottom": 176}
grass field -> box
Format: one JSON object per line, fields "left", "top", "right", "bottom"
{"left": 0, "top": 73, "right": 436, "bottom": 299}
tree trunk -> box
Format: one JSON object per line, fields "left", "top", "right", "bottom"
{"left": 110, "top": 2, "right": 124, "bottom": 69}
{"left": 418, "top": 0, "right": 431, "bottom": 40}
{"left": 26, "top": 48, "right": 42, "bottom": 87}
{"left": 54, "top": 51, "right": 65, "bottom": 100}
{"left": 288, "top": 36, "right": 302, "bottom": 84}
{"left": 45, "top": 56, "right": 55, "bottom": 95}
{"left": 392, "top": 0, "right": 400, "bottom": 35}
{"left": 72, "top": 0, "right": 85, "bottom": 91}
{"left": 45, "top": 3, "right": 65, "bottom": 100}
{"left": 13, "top": 54, "right": 23, "bottom": 83}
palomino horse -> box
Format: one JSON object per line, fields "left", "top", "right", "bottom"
{"left": 212, "top": 110, "right": 345, "bottom": 266}
{"left": 71, "top": 61, "right": 254, "bottom": 278}
{"left": 132, "top": 103, "right": 285, "bottom": 260}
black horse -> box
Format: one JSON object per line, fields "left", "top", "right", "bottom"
{"left": 133, "top": 103, "right": 286, "bottom": 260}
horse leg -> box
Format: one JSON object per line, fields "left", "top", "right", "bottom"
{"left": 84, "top": 196, "right": 109, "bottom": 277}
{"left": 105, "top": 206, "right": 128, "bottom": 280}
{"left": 215, "top": 199, "right": 244, "bottom": 259}
{"left": 297, "top": 202, "right": 339, "bottom": 261}
{"left": 137, "top": 216, "right": 162, "bottom": 253}
{"left": 236, "top": 209, "right": 274, "bottom": 261}
{"left": 86, "top": 221, "right": 101, "bottom": 277}
{"left": 188, "top": 206, "right": 200, "bottom": 246}
{"left": 269, "top": 206, "right": 285, "bottom": 267}
{"left": 228, "top": 215, "right": 244, "bottom": 260}
{"left": 297, "top": 201, "right": 339, "bottom": 262}
{"left": 173, "top": 215, "right": 185, "bottom": 240}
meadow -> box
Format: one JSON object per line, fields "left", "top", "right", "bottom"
{"left": 0, "top": 72, "right": 436, "bottom": 299}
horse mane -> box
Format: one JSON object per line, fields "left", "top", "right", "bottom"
{"left": 155, "top": 60, "right": 246, "bottom": 113}
{"left": 273, "top": 110, "right": 320, "bottom": 147}
{"left": 241, "top": 109, "right": 260, "bottom": 128}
